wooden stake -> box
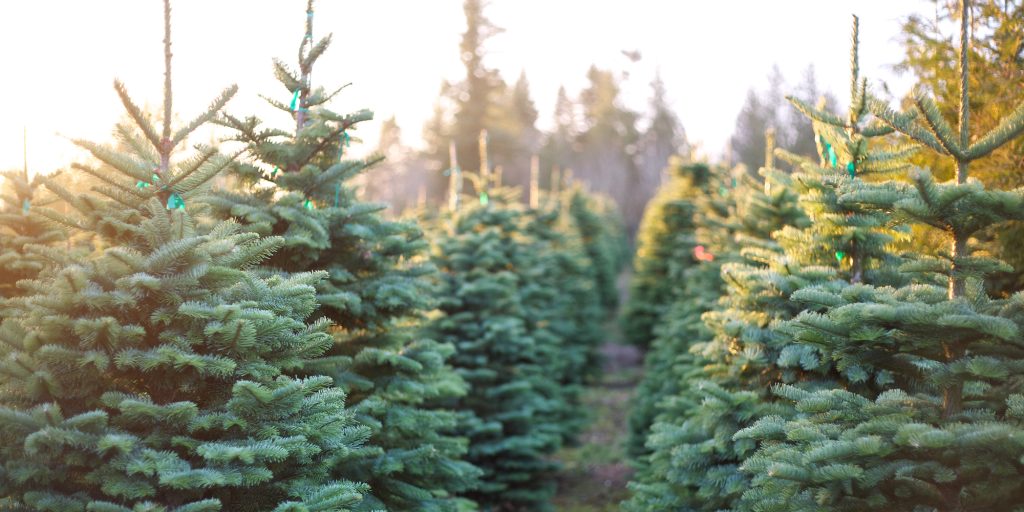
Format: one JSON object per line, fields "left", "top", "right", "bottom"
{"left": 529, "top": 155, "right": 539, "bottom": 209}
{"left": 448, "top": 140, "right": 460, "bottom": 212}
{"left": 479, "top": 129, "right": 490, "bottom": 197}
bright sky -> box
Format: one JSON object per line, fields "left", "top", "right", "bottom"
{"left": 0, "top": 0, "right": 934, "bottom": 175}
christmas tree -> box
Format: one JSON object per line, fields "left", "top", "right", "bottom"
{"left": 426, "top": 175, "right": 574, "bottom": 510}
{"left": 204, "top": 2, "right": 479, "bottom": 510}
{"left": 520, "top": 187, "right": 608, "bottom": 439}
{"left": 624, "top": 150, "right": 808, "bottom": 509}
{"left": 627, "top": 21, "right": 916, "bottom": 508}
{"left": 737, "top": 3, "right": 1024, "bottom": 509}
{"left": 0, "top": 2, "right": 371, "bottom": 509}
{"left": 0, "top": 166, "right": 65, "bottom": 300}
{"left": 621, "top": 158, "right": 711, "bottom": 348}
{"left": 624, "top": 160, "right": 721, "bottom": 459}
{"left": 567, "top": 187, "right": 627, "bottom": 313}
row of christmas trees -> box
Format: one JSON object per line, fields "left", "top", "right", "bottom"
{"left": 0, "top": 2, "right": 627, "bottom": 511}
{"left": 624, "top": 5, "right": 1024, "bottom": 511}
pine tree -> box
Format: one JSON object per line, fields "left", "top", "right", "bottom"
{"left": 539, "top": 86, "right": 578, "bottom": 190}
{"left": 0, "top": 167, "right": 65, "bottom": 299}
{"left": 897, "top": 0, "right": 1024, "bottom": 295}
{"left": 425, "top": 187, "right": 568, "bottom": 511}
{"left": 627, "top": 21, "right": 915, "bottom": 509}
{"left": 620, "top": 159, "right": 711, "bottom": 348}
{"left": 567, "top": 186, "right": 626, "bottom": 312}
{"left": 0, "top": 3, "right": 370, "bottom": 510}
{"left": 737, "top": 4, "right": 1024, "bottom": 509}
{"left": 422, "top": 0, "right": 539, "bottom": 205}
{"left": 576, "top": 66, "right": 644, "bottom": 232}
{"left": 204, "top": 3, "right": 479, "bottom": 510}
{"left": 637, "top": 72, "right": 687, "bottom": 217}
{"left": 624, "top": 160, "right": 724, "bottom": 457}
{"left": 520, "top": 187, "right": 608, "bottom": 436}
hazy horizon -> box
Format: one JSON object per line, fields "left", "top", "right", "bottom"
{"left": 1, "top": 0, "right": 933, "bottom": 175}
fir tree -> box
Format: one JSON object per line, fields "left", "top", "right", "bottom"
{"left": 0, "top": 3, "right": 370, "bottom": 510}
{"left": 897, "top": 0, "right": 1024, "bottom": 295}
{"left": 621, "top": 159, "right": 711, "bottom": 348}
{"left": 737, "top": 4, "right": 1024, "bottom": 509}
{"left": 538, "top": 86, "right": 578, "bottom": 190}
{"left": 567, "top": 186, "right": 626, "bottom": 312}
{"left": 204, "top": 3, "right": 479, "bottom": 510}
{"left": 627, "top": 21, "right": 915, "bottom": 508}
{"left": 0, "top": 167, "right": 65, "bottom": 299}
{"left": 575, "top": 66, "right": 644, "bottom": 232}
{"left": 624, "top": 160, "right": 722, "bottom": 457}
{"left": 425, "top": 178, "right": 574, "bottom": 511}
{"left": 520, "top": 188, "right": 607, "bottom": 437}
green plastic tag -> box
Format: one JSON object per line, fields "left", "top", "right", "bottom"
{"left": 166, "top": 192, "right": 185, "bottom": 210}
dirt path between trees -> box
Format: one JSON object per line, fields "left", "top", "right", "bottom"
{"left": 551, "top": 340, "right": 642, "bottom": 511}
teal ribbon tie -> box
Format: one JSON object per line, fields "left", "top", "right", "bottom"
{"left": 304, "top": 198, "right": 315, "bottom": 210}
{"left": 22, "top": 199, "right": 30, "bottom": 214}
{"left": 846, "top": 161, "right": 856, "bottom": 178}
{"left": 479, "top": 192, "right": 489, "bottom": 206}
{"left": 166, "top": 192, "right": 185, "bottom": 210}
{"left": 290, "top": 90, "right": 300, "bottom": 111}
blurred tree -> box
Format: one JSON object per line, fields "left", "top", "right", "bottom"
{"left": 635, "top": 72, "right": 687, "bottom": 227}
{"left": 576, "top": 66, "right": 644, "bottom": 234}
{"left": 422, "top": 0, "right": 539, "bottom": 204}
{"left": 731, "top": 66, "right": 786, "bottom": 170}
{"left": 538, "top": 86, "right": 578, "bottom": 189}
{"left": 0, "top": 168, "right": 65, "bottom": 300}
{"left": 730, "top": 65, "right": 836, "bottom": 172}
{"left": 897, "top": 0, "right": 1024, "bottom": 296}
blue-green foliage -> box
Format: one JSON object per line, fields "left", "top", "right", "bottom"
{"left": 0, "top": 69, "right": 369, "bottom": 508}
{"left": 733, "top": 12, "right": 1024, "bottom": 511}
{"left": 426, "top": 194, "right": 567, "bottom": 511}
{"left": 0, "top": 169, "right": 66, "bottom": 301}
{"left": 626, "top": 31, "right": 915, "bottom": 507}
{"left": 203, "top": 5, "right": 479, "bottom": 510}
{"left": 620, "top": 160, "right": 711, "bottom": 349}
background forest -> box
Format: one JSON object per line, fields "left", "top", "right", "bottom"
{"left": 1, "top": 1, "right": 1023, "bottom": 511}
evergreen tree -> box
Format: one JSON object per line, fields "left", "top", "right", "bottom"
{"left": 637, "top": 72, "right": 687, "bottom": 221}
{"left": 567, "top": 187, "right": 626, "bottom": 312}
{"left": 538, "top": 86, "right": 577, "bottom": 190}
{"left": 730, "top": 66, "right": 836, "bottom": 172}
{"left": 0, "top": 168, "right": 65, "bottom": 299}
{"left": 422, "top": 0, "right": 539, "bottom": 204}
{"left": 204, "top": 3, "right": 479, "bottom": 510}
{"left": 521, "top": 187, "right": 609, "bottom": 431}
{"left": 0, "top": 3, "right": 370, "bottom": 509}
{"left": 576, "top": 66, "right": 644, "bottom": 233}
{"left": 737, "top": 4, "right": 1024, "bottom": 509}
{"left": 624, "top": 160, "right": 723, "bottom": 457}
{"left": 495, "top": 72, "right": 542, "bottom": 193}
{"left": 897, "top": 0, "right": 1024, "bottom": 295}
{"left": 620, "top": 159, "right": 711, "bottom": 348}
{"left": 627, "top": 21, "right": 915, "bottom": 509}
{"left": 731, "top": 66, "right": 786, "bottom": 169}
{"left": 425, "top": 187, "right": 568, "bottom": 511}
